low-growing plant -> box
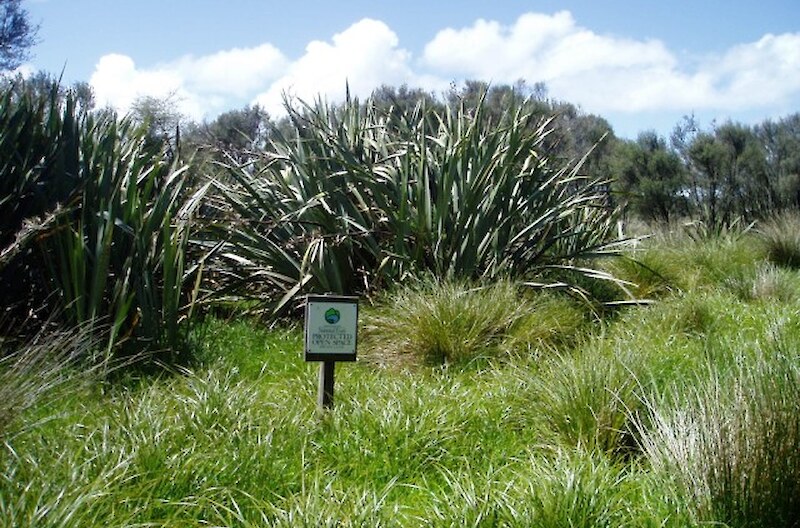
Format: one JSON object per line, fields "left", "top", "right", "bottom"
{"left": 641, "top": 350, "right": 800, "bottom": 527}
{"left": 602, "top": 250, "right": 676, "bottom": 300}
{"left": 0, "top": 321, "right": 100, "bottom": 439}
{"left": 502, "top": 291, "right": 590, "bottom": 355}
{"left": 420, "top": 449, "right": 693, "bottom": 527}
{"left": 532, "top": 348, "right": 646, "bottom": 456}
{"left": 636, "top": 222, "right": 762, "bottom": 292}
{"left": 528, "top": 293, "right": 712, "bottom": 457}
{"left": 723, "top": 262, "right": 800, "bottom": 303}
{"left": 361, "top": 279, "right": 529, "bottom": 366}
{"left": 757, "top": 211, "right": 800, "bottom": 269}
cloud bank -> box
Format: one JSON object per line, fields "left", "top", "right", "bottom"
{"left": 90, "top": 44, "right": 287, "bottom": 119}
{"left": 88, "top": 11, "right": 800, "bottom": 126}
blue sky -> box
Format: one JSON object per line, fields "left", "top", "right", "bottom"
{"left": 23, "top": 0, "right": 800, "bottom": 138}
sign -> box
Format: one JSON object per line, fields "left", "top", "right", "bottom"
{"left": 304, "top": 295, "right": 358, "bottom": 362}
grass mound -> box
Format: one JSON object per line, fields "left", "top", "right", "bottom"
{"left": 361, "top": 279, "right": 589, "bottom": 367}
{"left": 758, "top": 212, "right": 800, "bottom": 269}
{"left": 643, "top": 350, "right": 800, "bottom": 527}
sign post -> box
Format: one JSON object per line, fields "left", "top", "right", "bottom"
{"left": 304, "top": 295, "right": 358, "bottom": 411}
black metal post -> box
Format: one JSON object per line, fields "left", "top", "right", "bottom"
{"left": 318, "top": 360, "right": 335, "bottom": 410}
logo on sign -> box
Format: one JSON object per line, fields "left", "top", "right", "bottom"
{"left": 324, "top": 308, "right": 341, "bottom": 324}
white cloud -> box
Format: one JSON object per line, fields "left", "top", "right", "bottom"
{"left": 423, "top": 12, "right": 800, "bottom": 116}
{"left": 86, "top": 12, "right": 800, "bottom": 129}
{"left": 252, "top": 18, "right": 419, "bottom": 115}
{"left": 707, "top": 33, "right": 800, "bottom": 108}
{"left": 90, "top": 54, "right": 184, "bottom": 113}
{"left": 423, "top": 12, "right": 577, "bottom": 79}
{"left": 89, "top": 44, "right": 287, "bottom": 120}
{"left": 175, "top": 44, "right": 287, "bottom": 98}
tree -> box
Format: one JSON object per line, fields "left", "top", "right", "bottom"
{"left": 370, "top": 83, "right": 440, "bottom": 117}
{"left": 755, "top": 114, "right": 800, "bottom": 210}
{"left": 2, "top": 71, "right": 96, "bottom": 113}
{"left": 0, "top": 0, "right": 38, "bottom": 71}
{"left": 194, "top": 104, "right": 271, "bottom": 152}
{"left": 129, "top": 93, "right": 186, "bottom": 157}
{"left": 612, "top": 131, "right": 687, "bottom": 223}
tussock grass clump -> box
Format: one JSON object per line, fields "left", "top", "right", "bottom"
{"left": 757, "top": 212, "right": 800, "bottom": 269}
{"left": 602, "top": 253, "right": 675, "bottom": 300}
{"left": 527, "top": 292, "right": 718, "bottom": 457}
{"left": 504, "top": 292, "right": 590, "bottom": 355}
{"left": 420, "top": 449, "right": 691, "bottom": 527}
{"left": 0, "top": 323, "right": 99, "bottom": 439}
{"left": 723, "top": 263, "right": 800, "bottom": 303}
{"left": 532, "top": 349, "right": 645, "bottom": 455}
{"left": 642, "top": 351, "right": 800, "bottom": 527}
{"left": 362, "top": 279, "right": 529, "bottom": 366}
{"left": 362, "top": 279, "right": 589, "bottom": 366}
{"left": 616, "top": 224, "right": 763, "bottom": 294}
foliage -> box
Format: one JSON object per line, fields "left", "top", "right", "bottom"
{"left": 757, "top": 211, "right": 800, "bottom": 269}
{"left": 755, "top": 114, "right": 800, "bottom": 210}
{"left": 612, "top": 131, "right": 687, "bottom": 223}
{"left": 361, "top": 279, "right": 532, "bottom": 366}
{"left": 611, "top": 221, "right": 763, "bottom": 295}
{"left": 606, "top": 113, "right": 800, "bottom": 229}
{"left": 187, "top": 104, "right": 271, "bottom": 155}
{"left": 0, "top": 0, "right": 38, "bottom": 71}
{"left": 4, "top": 223, "right": 800, "bottom": 526}
{"left": 209, "top": 90, "right": 622, "bottom": 313}
{"left": 0, "top": 321, "right": 99, "bottom": 439}
{"left": 129, "top": 93, "right": 185, "bottom": 157}
{"left": 0, "top": 328, "right": 689, "bottom": 527}
{"left": 43, "top": 119, "right": 207, "bottom": 358}
{"left": 643, "top": 350, "right": 800, "bottom": 527}
{"left": 0, "top": 80, "right": 87, "bottom": 324}
{"left": 0, "top": 79, "right": 206, "bottom": 359}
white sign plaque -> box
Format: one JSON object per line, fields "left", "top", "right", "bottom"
{"left": 304, "top": 295, "right": 358, "bottom": 362}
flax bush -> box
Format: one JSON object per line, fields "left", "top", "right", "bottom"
{"left": 209, "top": 91, "right": 622, "bottom": 313}
{"left": 0, "top": 79, "right": 207, "bottom": 359}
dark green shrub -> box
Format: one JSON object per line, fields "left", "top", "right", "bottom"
{"left": 0, "top": 79, "right": 206, "bottom": 361}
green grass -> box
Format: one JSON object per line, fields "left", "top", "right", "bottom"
{"left": 0, "top": 321, "right": 104, "bottom": 440}
{"left": 757, "top": 211, "right": 800, "bottom": 269}
{"left": 360, "top": 278, "right": 593, "bottom": 367}
{"left": 3, "top": 228, "right": 800, "bottom": 526}
{"left": 642, "top": 349, "right": 800, "bottom": 527}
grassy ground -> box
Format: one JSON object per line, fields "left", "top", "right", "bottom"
{"left": 2, "top": 226, "right": 800, "bottom": 527}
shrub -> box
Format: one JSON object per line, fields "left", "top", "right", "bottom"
{"left": 0, "top": 79, "right": 208, "bottom": 360}
{"left": 210, "top": 90, "right": 622, "bottom": 313}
